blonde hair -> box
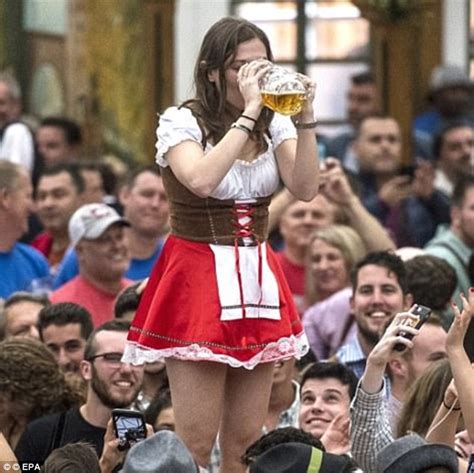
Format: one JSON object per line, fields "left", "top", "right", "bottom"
{"left": 305, "top": 224, "right": 367, "bottom": 305}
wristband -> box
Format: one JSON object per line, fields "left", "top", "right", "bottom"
{"left": 231, "top": 122, "right": 252, "bottom": 135}
{"left": 293, "top": 120, "right": 318, "bottom": 129}
{"left": 240, "top": 114, "right": 257, "bottom": 123}
{"left": 443, "top": 399, "right": 461, "bottom": 411}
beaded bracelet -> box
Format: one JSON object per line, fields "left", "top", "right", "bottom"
{"left": 231, "top": 122, "right": 252, "bottom": 135}
{"left": 240, "top": 114, "right": 257, "bottom": 123}
{"left": 293, "top": 120, "right": 318, "bottom": 129}
{"left": 443, "top": 399, "right": 461, "bottom": 411}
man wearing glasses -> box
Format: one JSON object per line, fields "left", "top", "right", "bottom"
{"left": 15, "top": 320, "right": 144, "bottom": 467}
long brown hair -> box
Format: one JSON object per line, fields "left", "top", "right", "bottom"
{"left": 182, "top": 17, "right": 275, "bottom": 146}
{"left": 396, "top": 358, "right": 452, "bottom": 438}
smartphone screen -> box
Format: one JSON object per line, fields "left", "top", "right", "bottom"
{"left": 112, "top": 409, "right": 146, "bottom": 449}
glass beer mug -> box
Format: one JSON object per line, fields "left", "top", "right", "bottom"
{"left": 259, "top": 64, "right": 307, "bottom": 116}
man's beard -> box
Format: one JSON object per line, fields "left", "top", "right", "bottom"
{"left": 358, "top": 316, "right": 393, "bottom": 347}
{"left": 358, "top": 322, "right": 384, "bottom": 347}
{"left": 91, "top": 365, "right": 139, "bottom": 409}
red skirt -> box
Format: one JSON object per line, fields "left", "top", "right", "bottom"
{"left": 124, "top": 235, "right": 308, "bottom": 369}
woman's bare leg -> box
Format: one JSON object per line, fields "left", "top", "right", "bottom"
{"left": 166, "top": 359, "right": 227, "bottom": 467}
{"left": 218, "top": 362, "right": 275, "bottom": 473}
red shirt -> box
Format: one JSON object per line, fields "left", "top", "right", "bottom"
{"left": 51, "top": 275, "right": 132, "bottom": 326}
{"left": 275, "top": 251, "right": 306, "bottom": 315}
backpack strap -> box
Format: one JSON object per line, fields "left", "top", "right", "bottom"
{"left": 50, "top": 411, "right": 67, "bottom": 451}
{"left": 430, "top": 241, "right": 468, "bottom": 271}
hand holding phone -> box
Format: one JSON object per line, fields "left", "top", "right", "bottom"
{"left": 112, "top": 409, "right": 147, "bottom": 451}
{"left": 393, "top": 304, "right": 432, "bottom": 352}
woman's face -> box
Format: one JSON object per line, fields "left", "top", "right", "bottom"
{"left": 209, "top": 38, "right": 268, "bottom": 110}
{"left": 310, "top": 239, "right": 349, "bottom": 300}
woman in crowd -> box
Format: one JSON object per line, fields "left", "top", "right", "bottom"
{"left": 396, "top": 358, "right": 452, "bottom": 438}
{"left": 123, "top": 17, "right": 319, "bottom": 473}
{"left": 303, "top": 224, "right": 366, "bottom": 359}
{"left": 0, "top": 337, "right": 81, "bottom": 449}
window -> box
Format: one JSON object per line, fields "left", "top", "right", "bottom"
{"left": 233, "top": 0, "right": 371, "bottom": 136}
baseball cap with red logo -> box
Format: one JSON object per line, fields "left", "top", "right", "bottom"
{"left": 68, "top": 203, "right": 130, "bottom": 247}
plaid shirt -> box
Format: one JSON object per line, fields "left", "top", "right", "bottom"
{"left": 350, "top": 381, "right": 393, "bottom": 473}
{"left": 207, "top": 381, "right": 300, "bottom": 472}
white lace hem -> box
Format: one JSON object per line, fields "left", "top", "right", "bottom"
{"left": 123, "top": 332, "right": 309, "bottom": 370}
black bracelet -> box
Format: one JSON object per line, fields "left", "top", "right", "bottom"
{"left": 240, "top": 114, "right": 257, "bottom": 123}
{"left": 231, "top": 122, "right": 252, "bottom": 135}
{"left": 294, "top": 120, "right": 318, "bottom": 129}
{"left": 443, "top": 399, "right": 461, "bottom": 411}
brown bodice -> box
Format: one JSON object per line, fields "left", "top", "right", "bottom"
{"left": 161, "top": 166, "right": 271, "bottom": 246}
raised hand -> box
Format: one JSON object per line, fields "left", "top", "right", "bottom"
{"left": 447, "top": 290, "right": 474, "bottom": 354}
{"left": 320, "top": 412, "right": 351, "bottom": 455}
{"left": 378, "top": 175, "right": 413, "bottom": 207}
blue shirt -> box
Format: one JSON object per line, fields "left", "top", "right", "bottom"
{"left": 0, "top": 243, "right": 50, "bottom": 299}
{"left": 53, "top": 239, "right": 164, "bottom": 289}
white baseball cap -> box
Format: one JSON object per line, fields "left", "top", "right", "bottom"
{"left": 68, "top": 203, "right": 130, "bottom": 247}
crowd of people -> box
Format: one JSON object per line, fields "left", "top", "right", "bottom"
{"left": 1, "top": 15, "right": 474, "bottom": 473}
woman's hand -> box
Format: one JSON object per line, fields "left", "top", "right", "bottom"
{"left": 447, "top": 291, "right": 474, "bottom": 355}
{"left": 295, "top": 72, "right": 316, "bottom": 118}
{"left": 443, "top": 378, "right": 460, "bottom": 411}
{"left": 237, "top": 60, "right": 271, "bottom": 110}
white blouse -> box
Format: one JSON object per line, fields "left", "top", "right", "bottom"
{"left": 155, "top": 106, "right": 297, "bottom": 200}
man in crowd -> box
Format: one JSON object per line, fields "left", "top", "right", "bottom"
{"left": 31, "top": 163, "right": 85, "bottom": 269}
{"left": 0, "top": 72, "right": 35, "bottom": 173}
{"left": 15, "top": 319, "right": 144, "bottom": 465}
{"left": 275, "top": 195, "right": 338, "bottom": 313}
{"left": 432, "top": 120, "right": 474, "bottom": 200}
{"left": 1, "top": 292, "right": 50, "bottom": 339}
{"left": 35, "top": 116, "right": 82, "bottom": 167}
{"left": 425, "top": 175, "right": 474, "bottom": 303}
{"left": 325, "top": 71, "right": 379, "bottom": 172}
{"left": 50, "top": 203, "right": 132, "bottom": 326}
{"left": 38, "top": 302, "right": 93, "bottom": 373}
{"left": 350, "top": 311, "right": 448, "bottom": 473}
{"left": 298, "top": 361, "right": 358, "bottom": 454}
{"left": 335, "top": 251, "right": 412, "bottom": 380}
{"left": 0, "top": 161, "right": 49, "bottom": 299}
{"left": 353, "top": 114, "right": 450, "bottom": 246}
{"left": 54, "top": 166, "right": 169, "bottom": 287}
{"left": 274, "top": 158, "right": 395, "bottom": 315}
{"left": 414, "top": 64, "right": 473, "bottom": 147}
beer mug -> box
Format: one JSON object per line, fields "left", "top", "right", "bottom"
{"left": 259, "top": 64, "right": 307, "bottom": 116}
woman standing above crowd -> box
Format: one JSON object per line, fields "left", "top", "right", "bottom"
{"left": 123, "top": 17, "right": 319, "bottom": 473}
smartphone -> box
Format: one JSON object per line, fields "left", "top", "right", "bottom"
{"left": 398, "top": 164, "right": 416, "bottom": 182}
{"left": 112, "top": 409, "right": 147, "bottom": 450}
{"left": 393, "top": 304, "right": 432, "bottom": 352}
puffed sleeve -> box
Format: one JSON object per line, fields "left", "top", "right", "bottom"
{"left": 268, "top": 113, "right": 297, "bottom": 150}
{"left": 155, "top": 106, "right": 204, "bottom": 167}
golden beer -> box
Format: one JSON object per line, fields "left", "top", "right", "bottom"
{"left": 261, "top": 91, "right": 307, "bottom": 116}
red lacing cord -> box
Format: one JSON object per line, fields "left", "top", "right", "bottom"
{"left": 232, "top": 204, "right": 263, "bottom": 318}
